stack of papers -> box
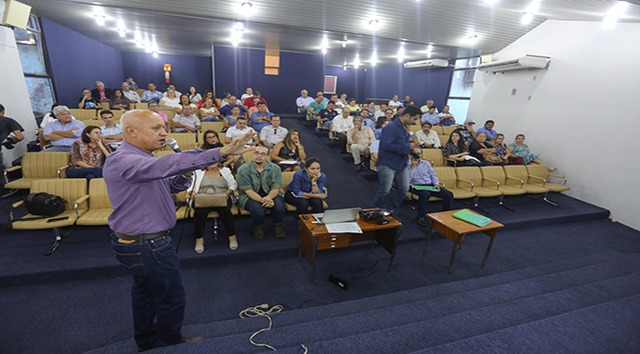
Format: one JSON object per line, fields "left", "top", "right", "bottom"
{"left": 325, "top": 222, "right": 362, "bottom": 234}
{"left": 452, "top": 209, "right": 492, "bottom": 227}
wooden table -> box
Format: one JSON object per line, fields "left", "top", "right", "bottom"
{"left": 424, "top": 209, "right": 504, "bottom": 274}
{"left": 298, "top": 215, "right": 402, "bottom": 276}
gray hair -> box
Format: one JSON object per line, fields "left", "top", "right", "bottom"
{"left": 52, "top": 105, "right": 71, "bottom": 116}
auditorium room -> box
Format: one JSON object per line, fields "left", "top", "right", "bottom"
{"left": 1, "top": 0, "right": 639, "bottom": 352}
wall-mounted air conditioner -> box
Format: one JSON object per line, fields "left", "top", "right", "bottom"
{"left": 403, "top": 59, "right": 449, "bottom": 69}
{"left": 477, "top": 55, "right": 550, "bottom": 73}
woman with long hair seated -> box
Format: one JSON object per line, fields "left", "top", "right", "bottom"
{"left": 175, "top": 93, "right": 197, "bottom": 114}
{"left": 408, "top": 151, "right": 454, "bottom": 226}
{"left": 109, "top": 89, "right": 130, "bottom": 110}
{"left": 188, "top": 86, "right": 201, "bottom": 105}
{"left": 508, "top": 134, "right": 556, "bottom": 171}
{"left": 271, "top": 128, "right": 306, "bottom": 171}
{"left": 443, "top": 131, "right": 480, "bottom": 166}
{"left": 284, "top": 157, "right": 327, "bottom": 215}
{"left": 491, "top": 133, "right": 524, "bottom": 165}
{"left": 469, "top": 132, "right": 503, "bottom": 166}
{"left": 66, "top": 125, "right": 111, "bottom": 180}
{"left": 198, "top": 90, "right": 217, "bottom": 109}
{"left": 188, "top": 160, "right": 238, "bottom": 253}
{"left": 200, "top": 98, "right": 221, "bottom": 121}
{"left": 200, "top": 129, "right": 234, "bottom": 169}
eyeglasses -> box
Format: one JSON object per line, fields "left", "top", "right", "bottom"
{"left": 253, "top": 151, "right": 268, "bottom": 156}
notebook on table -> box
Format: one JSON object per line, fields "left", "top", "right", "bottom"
{"left": 452, "top": 209, "right": 492, "bottom": 227}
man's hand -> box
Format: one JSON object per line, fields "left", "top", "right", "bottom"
{"left": 261, "top": 196, "right": 274, "bottom": 208}
{"left": 220, "top": 128, "right": 256, "bottom": 157}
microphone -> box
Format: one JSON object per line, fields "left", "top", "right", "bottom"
{"left": 165, "top": 138, "right": 181, "bottom": 153}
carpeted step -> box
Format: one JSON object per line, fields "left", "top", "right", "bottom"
{"left": 86, "top": 253, "right": 640, "bottom": 353}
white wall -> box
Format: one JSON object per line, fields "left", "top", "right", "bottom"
{"left": 0, "top": 24, "right": 37, "bottom": 167}
{"left": 468, "top": 20, "right": 640, "bottom": 231}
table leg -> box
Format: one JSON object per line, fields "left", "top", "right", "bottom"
{"left": 423, "top": 227, "right": 433, "bottom": 257}
{"left": 482, "top": 237, "right": 495, "bottom": 267}
{"left": 448, "top": 234, "right": 462, "bottom": 274}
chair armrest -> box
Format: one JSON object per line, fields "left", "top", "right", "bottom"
{"left": 12, "top": 200, "right": 24, "bottom": 209}
{"left": 506, "top": 176, "right": 524, "bottom": 188}
{"left": 483, "top": 177, "right": 500, "bottom": 190}
{"left": 527, "top": 174, "right": 547, "bottom": 186}
{"left": 73, "top": 194, "right": 90, "bottom": 216}
{"left": 58, "top": 165, "right": 69, "bottom": 178}
{"left": 445, "top": 158, "right": 457, "bottom": 167}
{"left": 4, "top": 165, "right": 22, "bottom": 184}
{"left": 457, "top": 178, "right": 474, "bottom": 191}
{"left": 549, "top": 173, "right": 568, "bottom": 185}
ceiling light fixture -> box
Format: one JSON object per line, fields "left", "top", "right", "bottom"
{"left": 343, "top": 61, "right": 347, "bottom": 71}
{"left": 426, "top": 44, "right": 434, "bottom": 58}
{"left": 397, "top": 46, "right": 405, "bottom": 63}
{"left": 368, "top": 19, "right": 381, "bottom": 31}
{"left": 320, "top": 36, "right": 329, "bottom": 55}
{"left": 466, "top": 35, "right": 479, "bottom": 45}
{"left": 353, "top": 54, "right": 361, "bottom": 69}
{"left": 116, "top": 19, "right": 127, "bottom": 38}
{"left": 134, "top": 30, "right": 144, "bottom": 48}
{"left": 152, "top": 51, "right": 159, "bottom": 58}
{"left": 603, "top": 1, "right": 628, "bottom": 29}
{"left": 231, "top": 21, "right": 245, "bottom": 46}
{"left": 240, "top": 1, "right": 253, "bottom": 15}
{"left": 370, "top": 52, "right": 378, "bottom": 67}
{"left": 521, "top": 0, "right": 540, "bottom": 25}
{"left": 93, "top": 9, "right": 106, "bottom": 26}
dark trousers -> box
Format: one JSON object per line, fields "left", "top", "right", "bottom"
{"left": 412, "top": 186, "right": 454, "bottom": 217}
{"left": 336, "top": 132, "right": 348, "bottom": 152}
{"left": 193, "top": 205, "right": 236, "bottom": 238}
{"left": 66, "top": 167, "right": 103, "bottom": 180}
{"left": 110, "top": 234, "right": 184, "bottom": 350}
{"left": 243, "top": 196, "right": 285, "bottom": 226}
{"left": 284, "top": 192, "right": 324, "bottom": 215}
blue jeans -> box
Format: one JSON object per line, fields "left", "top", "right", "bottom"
{"left": 374, "top": 165, "right": 409, "bottom": 212}
{"left": 66, "top": 167, "right": 103, "bottom": 180}
{"left": 284, "top": 191, "right": 324, "bottom": 215}
{"left": 243, "top": 196, "right": 285, "bottom": 226}
{"left": 111, "top": 234, "right": 185, "bottom": 350}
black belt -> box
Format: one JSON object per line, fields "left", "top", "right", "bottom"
{"left": 114, "top": 230, "right": 169, "bottom": 241}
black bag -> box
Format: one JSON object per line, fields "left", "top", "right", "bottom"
{"left": 24, "top": 192, "right": 66, "bottom": 217}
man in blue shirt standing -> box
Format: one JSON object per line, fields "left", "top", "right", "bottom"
{"left": 104, "top": 109, "right": 254, "bottom": 352}
{"left": 375, "top": 105, "right": 422, "bottom": 212}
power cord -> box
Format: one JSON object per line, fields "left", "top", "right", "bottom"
{"left": 239, "top": 304, "right": 308, "bottom": 353}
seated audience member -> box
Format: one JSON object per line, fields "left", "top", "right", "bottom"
{"left": 188, "top": 86, "right": 201, "bottom": 104}
{"left": 393, "top": 106, "right": 405, "bottom": 120}
{"left": 99, "top": 110, "right": 123, "bottom": 150}
{"left": 201, "top": 129, "right": 234, "bottom": 169}
{"left": 225, "top": 117, "right": 259, "bottom": 145}
{"left": 43, "top": 105, "right": 85, "bottom": 152}
{"left": 199, "top": 90, "right": 217, "bottom": 109}
{"left": 66, "top": 125, "right": 111, "bottom": 180}
{"left": 454, "top": 120, "right": 476, "bottom": 146}
{"left": 347, "top": 116, "right": 375, "bottom": 172}
{"left": 508, "top": 134, "right": 556, "bottom": 171}
{"left": 443, "top": 131, "right": 480, "bottom": 166}
{"left": 237, "top": 145, "right": 286, "bottom": 240}
{"left": 121, "top": 83, "right": 141, "bottom": 103}
{"left": 317, "top": 91, "right": 330, "bottom": 104}
{"left": 250, "top": 102, "right": 274, "bottom": 133}
{"left": 219, "top": 92, "right": 231, "bottom": 108}
{"left": 200, "top": 98, "right": 221, "bottom": 121}
{"left": 284, "top": 157, "right": 328, "bottom": 215}
{"left": 40, "top": 103, "right": 62, "bottom": 129}
{"left": 358, "top": 109, "right": 375, "bottom": 129}
{"left": 470, "top": 132, "right": 502, "bottom": 166}
{"left": 219, "top": 95, "right": 247, "bottom": 118}
{"left": 124, "top": 76, "right": 139, "bottom": 90}
{"left": 408, "top": 151, "right": 454, "bottom": 226}
{"left": 172, "top": 105, "right": 200, "bottom": 133}
{"left": 374, "top": 103, "right": 389, "bottom": 119}
{"left": 110, "top": 89, "right": 130, "bottom": 110}
{"left": 78, "top": 88, "right": 101, "bottom": 109}
{"left": 317, "top": 101, "right": 338, "bottom": 130}
{"left": 141, "top": 83, "right": 163, "bottom": 103}
{"left": 420, "top": 99, "right": 438, "bottom": 113}
{"left": 331, "top": 94, "right": 344, "bottom": 110}
{"left": 415, "top": 122, "right": 441, "bottom": 148}
{"left": 240, "top": 87, "right": 253, "bottom": 102}
{"left": 246, "top": 97, "right": 262, "bottom": 116}
{"left": 337, "top": 93, "right": 348, "bottom": 108}
{"left": 475, "top": 120, "right": 497, "bottom": 140}
{"left": 0, "top": 104, "right": 24, "bottom": 152}
{"left": 403, "top": 95, "right": 412, "bottom": 107}
{"left": 260, "top": 116, "right": 288, "bottom": 148}
{"left": 175, "top": 94, "right": 197, "bottom": 115}
{"left": 160, "top": 89, "right": 181, "bottom": 110}
{"left": 364, "top": 102, "right": 376, "bottom": 117}
{"left": 296, "top": 89, "right": 314, "bottom": 114}
{"left": 189, "top": 161, "right": 238, "bottom": 253}
{"left": 163, "top": 83, "right": 181, "bottom": 97}
{"left": 491, "top": 133, "right": 524, "bottom": 165}
{"left": 388, "top": 94, "right": 403, "bottom": 111}
{"left": 345, "top": 98, "right": 360, "bottom": 114}
{"left": 307, "top": 94, "right": 326, "bottom": 120}
{"left": 407, "top": 100, "right": 416, "bottom": 107}
{"left": 438, "top": 105, "right": 456, "bottom": 126}
{"left": 271, "top": 128, "right": 306, "bottom": 171}
{"left": 421, "top": 106, "right": 440, "bottom": 125}
{"left": 91, "top": 81, "right": 113, "bottom": 103}
{"left": 243, "top": 91, "right": 268, "bottom": 109}
{"left": 147, "top": 101, "right": 168, "bottom": 128}
{"left": 332, "top": 107, "right": 354, "bottom": 152}
{"left": 223, "top": 106, "right": 244, "bottom": 131}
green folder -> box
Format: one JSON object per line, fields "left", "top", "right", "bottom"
{"left": 413, "top": 185, "right": 440, "bottom": 192}
{"left": 452, "top": 209, "right": 492, "bottom": 227}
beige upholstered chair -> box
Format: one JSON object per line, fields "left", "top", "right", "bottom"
{"left": 200, "top": 121, "right": 224, "bottom": 135}
{"left": 4, "top": 152, "right": 69, "bottom": 190}
{"left": 432, "top": 167, "right": 476, "bottom": 200}
{"left": 70, "top": 108, "right": 97, "bottom": 120}
{"left": 11, "top": 179, "right": 88, "bottom": 255}
{"left": 526, "top": 164, "right": 570, "bottom": 193}
{"left": 480, "top": 166, "right": 527, "bottom": 212}
{"left": 455, "top": 166, "right": 504, "bottom": 211}
{"left": 503, "top": 165, "right": 555, "bottom": 206}
{"left": 159, "top": 133, "right": 197, "bottom": 152}
{"left": 76, "top": 178, "right": 112, "bottom": 226}
{"left": 441, "top": 125, "right": 458, "bottom": 135}
{"left": 421, "top": 149, "right": 445, "bottom": 167}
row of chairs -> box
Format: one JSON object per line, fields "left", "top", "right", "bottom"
{"left": 408, "top": 164, "right": 570, "bottom": 211}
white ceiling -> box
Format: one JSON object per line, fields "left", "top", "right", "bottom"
{"left": 21, "top": 0, "right": 640, "bottom": 67}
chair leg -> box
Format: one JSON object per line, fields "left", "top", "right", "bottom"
{"left": 543, "top": 193, "right": 558, "bottom": 207}
{"left": 44, "top": 227, "right": 73, "bottom": 256}
{"left": 212, "top": 218, "right": 219, "bottom": 241}
{"left": 472, "top": 196, "right": 489, "bottom": 215}
{"left": 1, "top": 189, "right": 19, "bottom": 199}
{"left": 498, "top": 195, "right": 516, "bottom": 212}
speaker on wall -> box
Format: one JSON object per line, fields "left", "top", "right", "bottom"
{"left": 1, "top": 0, "right": 32, "bottom": 30}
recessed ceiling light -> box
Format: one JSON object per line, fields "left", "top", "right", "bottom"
{"left": 521, "top": 12, "right": 534, "bottom": 25}
{"left": 93, "top": 9, "right": 106, "bottom": 26}
{"left": 353, "top": 54, "right": 361, "bottom": 69}
{"left": 116, "top": 19, "right": 126, "bottom": 38}
{"left": 241, "top": 1, "right": 253, "bottom": 14}
{"left": 134, "top": 30, "right": 144, "bottom": 48}
{"left": 465, "top": 35, "right": 479, "bottom": 45}
{"left": 370, "top": 52, "right": 378, "bottom": 67}
{"left": 603, "top": 1, "right": 628, "bottom": 29}
{"left": 152, "top": 51, "right": 159, "bottom": 58}
{"left": 368, "top": 19, "right": 381, "bottom": 31}
{"left": 397, "top": 46, "right": 405, "bottom": 63}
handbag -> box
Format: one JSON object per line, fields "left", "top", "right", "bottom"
{"left": 24, "top": 192, "right": 66, "bottom": 217}
{"left": 483, "top": 153, "right": 503, "bottom": 164}
{"left": 193, "top": 193, "right": 228, "bottom": 208}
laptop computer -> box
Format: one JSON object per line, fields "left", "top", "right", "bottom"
{"left": 312, "top": 208, "right": 361, "bottom": 224}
